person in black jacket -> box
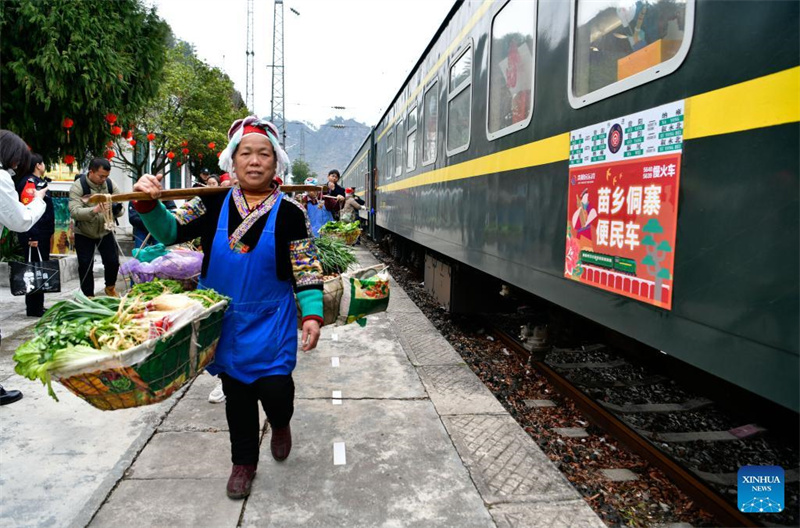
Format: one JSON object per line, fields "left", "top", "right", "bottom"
{"left": 16, "top": 153, "right": 55, "bottom": 317}
{"left": 323, "top": 169, "right": 346, "bottom": 220}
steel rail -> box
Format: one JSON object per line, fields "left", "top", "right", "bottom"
{"left": 490, "top": 327, "right": 758, "bottom": 528}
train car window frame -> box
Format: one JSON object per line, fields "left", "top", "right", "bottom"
{"left": 568, "top": 0, "right": 695, "bottom": 109}
{"left": 394, "top": 119, "right": 404, "bottom": 178}
{"left": 386, "top": 128, "right": 394, "bottom": 181}
{"left": 422, "top": 80, "right": 439, "bottom": 167}
{"left": 446, "top": 42, "right": 473, "bottom": 157}
{"left": 406, "top": 104, "right": 418, "bottom": 172}
{"left": 486, "top": 0, "right": 538, "bottom": 141}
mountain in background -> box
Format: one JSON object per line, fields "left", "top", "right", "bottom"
{"left": 285, "top": 117, "right": 370, "bottom": 180}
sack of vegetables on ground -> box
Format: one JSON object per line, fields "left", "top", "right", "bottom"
{"left": 308, "top": 236, "right": 390, "bottom": 328}
{"left": 319, "top": 220, "right": 361, "bottom": 245}
{"left": 13, "top": 279, "right": 229, "bottom": 410}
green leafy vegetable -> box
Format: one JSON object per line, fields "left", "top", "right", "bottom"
{"left": 319, "top": 221, "right": 361, "bottom": 235}
{"left": 315, "top": 236, "right": 358, "bottom": 275}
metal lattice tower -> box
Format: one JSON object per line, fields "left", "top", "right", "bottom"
{"left": 245, "top": 0, "right": 255, "bottom": 110}
{"left": 270, "top": 0, "right": 286, "bottom": 147}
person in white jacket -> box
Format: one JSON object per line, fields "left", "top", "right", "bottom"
{"left": 0, "top": 130, "right": 47, "bottom": 232}
{"left": 0, "top": 129, "right": 47, "bottom": 406}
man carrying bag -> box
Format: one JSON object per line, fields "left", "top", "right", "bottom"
{"left": 68, "top": 158, "right": 123, "bottom": 297}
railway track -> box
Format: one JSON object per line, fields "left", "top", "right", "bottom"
{"left": 489, "top": 326, "right": 761, "bottom": 528}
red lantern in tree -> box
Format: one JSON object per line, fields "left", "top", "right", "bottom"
{"left": 177, "top": 161, "right": 182, "bottom": 167}
{"left": 207, "top": 142, "right": 216, "bottom": 150}
{"left": 110, "top": 125, "right": 122, "bottom": 136}
{"left": 64, "top": 154, "right": 75, "bottom": 165}
{"left": 104, "top": 150, "right": 115, "bottom": 160}
{"left": 129, "top": 139, "right": 137, "bottom": 147}
{"left": 106, "top": 140, "right": 114, "bottom": 148}
{"left": 181, "top": 140, "right": 188, "bottom": 147}
{"left": 181, "top": 148, "right": 189, "bottom": 155}
{"left": 198, "top": 153, "right": 204, "bottom": 159}
{"left": 125, "top": 130, "right": 133, "bottom": 140}
{"left": 105, "top": 113, "right": 117, "bottom": 125}
{"left": 62, "top": 118, "right": 74, "bottom": 143}
{"left": 147, "top": 133, "right": 156, "bottom": 142}
{"left": 217, "top": 151, "right": 221, "bottom": 158}
{"left": 167, "top": 151, "right": 175, "bottom": 160}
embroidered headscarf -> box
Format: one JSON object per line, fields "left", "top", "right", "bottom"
{"left": 218, "top": 116, "right": 290, "bottom": 178}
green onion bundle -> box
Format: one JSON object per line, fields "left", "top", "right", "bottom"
{"left": 315, "top": 236, "right": 358, "bottom": 275}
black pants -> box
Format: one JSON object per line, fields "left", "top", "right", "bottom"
{"left": 220, "top": 373, "right": 295, "bottom": 465}
{"left": 74, "top": 233, "right": 119, "bottom": 297}
{"left": 19, "top": 235, "right": 51, "bottom": 315}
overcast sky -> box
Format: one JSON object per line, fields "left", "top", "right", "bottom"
{"left": 149, "top": 0, "right": 454, "bottom": 129}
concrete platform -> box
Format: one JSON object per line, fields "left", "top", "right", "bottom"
{"left": 0, "top": 247, "right": 604, "bottom": 528}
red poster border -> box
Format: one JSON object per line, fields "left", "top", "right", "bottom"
{"left": 565, "top": 153, "right": 681, "bottom": 310}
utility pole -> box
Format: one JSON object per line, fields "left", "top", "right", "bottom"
{"left": 299, "top": 126, "right": 305, "bottom": 160}
{"left": 245, "top": 0, "right": 255, "bottom": 110}
{"left": 270, "top": 0, "right": 286, "bottom": 147}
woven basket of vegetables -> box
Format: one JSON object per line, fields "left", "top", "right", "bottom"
{"left": 14, "top": 279, "right": 229, "bottom": 411}
{"left": 319, "top": 221, "right": 361, "bottom": 246}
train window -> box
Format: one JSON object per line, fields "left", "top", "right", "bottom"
{"left": 406, "top": 105, "right": 417, "bottom": 171}
{"left": 394, "top": 119, "right": 404, "bottom": 177}
{"left": 569, "top": 0, "right": 694, "bottom": 108}
{"left": 447, "top": 45, "right": 472, "bottom": 155}
{"left": 386, "top": 130, "right": 394, "bottom": 181}
{"left": 422, "top": 82, "right": 438, "bottom": 166}
{"left": 487, "top": 0, "right": 537, "bottom": 140}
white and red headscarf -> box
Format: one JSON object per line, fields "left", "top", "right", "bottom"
{"left": 218, "top": 116, "right": 290, "bottom": 178}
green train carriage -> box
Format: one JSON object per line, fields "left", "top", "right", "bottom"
{"left": 349, "top": 0, "right": 799, "bottom": 410}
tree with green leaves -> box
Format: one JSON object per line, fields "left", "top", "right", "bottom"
{"left": 641, "top": 218, "right": 673, "bottom": 303}
{"left": 290, "top": 159, "right": 317, "bottom": 184}
{"left": 111, "top": 41, "right": 247, "bottom": 181}
{"left": 0, "top": 0, "right": 170, "bottom": 167}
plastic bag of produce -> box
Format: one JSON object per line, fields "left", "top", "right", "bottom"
{"left": 152, "top": 251, "right": 203, "bottom": 280}
{"left": 337, "top": 265, "right": 390, "bottom": 325}
{"left": 121, "top": 259, "right": 156, "bottom": 284}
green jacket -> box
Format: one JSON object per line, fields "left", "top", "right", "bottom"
{"left": 68, "top": 176, "right": 123, "bottom": 239}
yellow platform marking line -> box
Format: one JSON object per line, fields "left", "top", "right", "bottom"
{"left": 380, "top": 66, "right": 800, "bottom": 193}
{"left": 376, "top": 0, "right": 495, "bottom": 143}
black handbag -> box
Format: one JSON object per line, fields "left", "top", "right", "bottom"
{"left": 9, "top": 248, "right": 61, "bottom": 296}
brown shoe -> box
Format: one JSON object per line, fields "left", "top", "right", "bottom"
{"left": 226, "top": 464, "right": 257, "bottom": 500}
{"left": 271, "top": 424, "right": 292, "bottom": 461}
{"left": 104, "top": 286, "right": 119, "bottom": 297}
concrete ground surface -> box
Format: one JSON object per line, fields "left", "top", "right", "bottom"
{"left": 0, "top": 249, "right": 605, "bottom": 528}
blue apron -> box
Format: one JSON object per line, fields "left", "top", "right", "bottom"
{"left": 200, "top": 191, "right": 298, "bottom": 383}
{"left": 306, "top": 201, "right": 333, "bottom": 237}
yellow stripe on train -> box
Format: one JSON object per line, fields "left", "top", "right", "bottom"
{"left": 380, "top": 66, "right": 799, "bottom": 193}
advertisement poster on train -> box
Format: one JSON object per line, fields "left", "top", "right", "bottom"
{"left": 565, "top": 100, "right": 684, "bottom": 310}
